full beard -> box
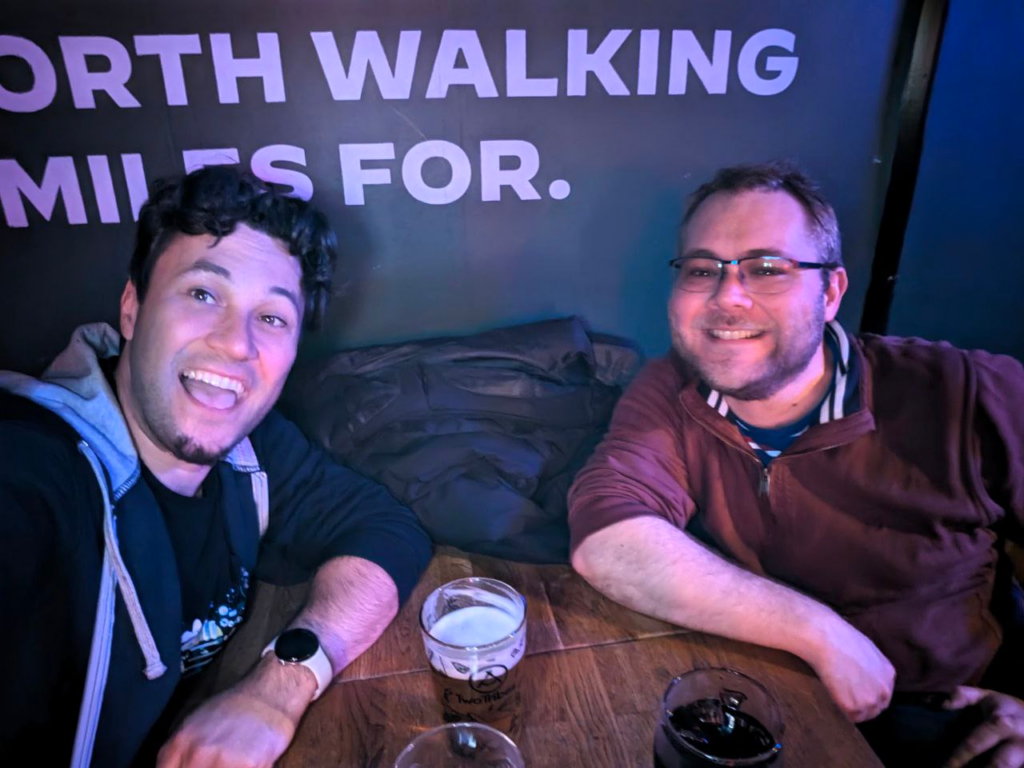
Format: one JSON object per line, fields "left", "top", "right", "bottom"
{"left": 672, "top": 305, "right": 825, "bottom": 402}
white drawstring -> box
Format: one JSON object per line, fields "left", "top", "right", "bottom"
{"left": 80, "top": 442, "right": 167, "bottom": 680}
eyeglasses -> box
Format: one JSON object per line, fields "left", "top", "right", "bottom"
{"left": 668, "top": 255, "right": 840, "bottom": 295}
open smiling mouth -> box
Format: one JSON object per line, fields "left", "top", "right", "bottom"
{"left": 706, "top": 329, "right": 765, "bottom": 341}
{"left": 179, "top": 369, "right": 246, "bottom": 410}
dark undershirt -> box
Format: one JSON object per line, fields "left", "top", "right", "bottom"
{"left": 140, "top": 465, "right": 248, "bottom": 677}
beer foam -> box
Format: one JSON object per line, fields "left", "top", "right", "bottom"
{"left": 421, "top": 582, "right": 527, "bottom": 680}
{"left": 429, "top": 605, "right": 520, "bottom": 647}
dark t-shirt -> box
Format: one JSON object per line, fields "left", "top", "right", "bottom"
{"left": 140, "top": 466, "right": 247, "bottom": 677}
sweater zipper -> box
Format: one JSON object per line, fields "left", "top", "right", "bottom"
{"left": 707, "top": 418, "right": 845, "bottom": 499}
{"left": 756, "top": 440, "right": 846, "bottom": 498}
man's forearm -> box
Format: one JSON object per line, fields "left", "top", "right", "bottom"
{"left": 291, "top": 555, "right": 399, "bottom": 676}
{"left": 571, "top": 515, "right": 837, "bottom": 665}
{"left": 242, "top": 556, "right": 399, "bottom": 721}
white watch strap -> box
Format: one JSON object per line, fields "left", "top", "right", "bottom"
{"left": 261, "top": 634, "right": 333, "bottom": 701}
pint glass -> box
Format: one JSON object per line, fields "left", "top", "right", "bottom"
{"left": 419, "top": 578, "right": 527, "bottom": 733}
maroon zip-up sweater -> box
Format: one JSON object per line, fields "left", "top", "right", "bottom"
{"left": 568, "top": 333, "right": 1024, "bottom": 692}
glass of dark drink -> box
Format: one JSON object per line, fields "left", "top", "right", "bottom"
{"left": 653, "top": 668, "right": 784, "bottom": 767}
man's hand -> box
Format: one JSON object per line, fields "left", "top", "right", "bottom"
{"left": 157, "top": 655, "right": 317, "bottom": 768}
{"left": 805, "top": 613, "right": 896, "bottom": 723}
{"left": 943, "top": 686, "right": 1024, "bottom": 768}
{"left": 157, "top": 557, "right": 398, "bottom": 767}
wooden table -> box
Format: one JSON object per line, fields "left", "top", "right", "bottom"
{"left": 205, "top": 548, "right": 883, "bottom": 767}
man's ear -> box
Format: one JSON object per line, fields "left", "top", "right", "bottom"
{"left": 824, "top": 267, "right": 849, "bottom": 323}
{"left": 120, "top": 280, "right": 140, "bottom": 341}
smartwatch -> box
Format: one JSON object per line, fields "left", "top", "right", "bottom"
{"left": 261, "top": 628, "right": 333, "bottom": 701}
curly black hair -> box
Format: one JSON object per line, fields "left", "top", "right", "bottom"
{"left": 130, "top": 166, "right": 337, "bottom": 330}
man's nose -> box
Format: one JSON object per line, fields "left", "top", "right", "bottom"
{"left": 208, "top": 310, "right": 258, "bottom": 361}
{"left": 710, "top": 265, "right": 755, "bottom": 309}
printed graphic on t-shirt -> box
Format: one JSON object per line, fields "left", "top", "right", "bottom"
{"left": 180, "top": 566, "right": 249, "bottom": 676}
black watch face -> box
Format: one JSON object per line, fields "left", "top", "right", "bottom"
{"left": 275, "top": 628, "right": 319, "bottom": 663}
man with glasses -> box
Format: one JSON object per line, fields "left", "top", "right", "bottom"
{"left": 568, "top": 161, "right": 1024, "bottom": 766}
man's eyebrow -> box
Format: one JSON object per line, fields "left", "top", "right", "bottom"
{"left": 679, "top": 247, "right": 794, "bottom": 261}
{"left": 270, "top": 286, "right": 301, "bottom": 316}
{"left": 179, "top": 259, "right": 231, "bottom": 280}
{"left": 179, "top": 258, "right": 302, "bottom": 316}
{"left": 680, "top": 247, "right": 720, "bottom": 260}
{"left": 741, "top": 248, "right": 792, "bottom": 260}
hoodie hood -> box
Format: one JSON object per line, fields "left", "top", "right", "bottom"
{"left": 0, "top": 322, "right": 140, "bottom": 499}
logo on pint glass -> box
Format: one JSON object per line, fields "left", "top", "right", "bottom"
{"left": 469, "top": 664, "right": 509, "bottom": 693}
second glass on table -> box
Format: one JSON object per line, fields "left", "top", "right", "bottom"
{"left": 654, "top": 668, "right": 784, "bottom": 767}
{"left": 394, "top": 722, "right": 525, "bottom": 768}
{"left": 419, "top": 577, "right": 527, "bottom": 734}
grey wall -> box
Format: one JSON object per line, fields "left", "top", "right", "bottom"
{"left": 1, "top": 1, "right": 906, "bottom": 372}
{"left": 887, "top": 0, "right": 1024, "bottom": 360}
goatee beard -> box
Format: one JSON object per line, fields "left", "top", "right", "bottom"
{"left": 170, "top": 434, "right": 232, "bottom": 466}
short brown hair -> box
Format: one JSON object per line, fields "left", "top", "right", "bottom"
{"left": 682, "top": 160, "right": 843, "bottom": 268}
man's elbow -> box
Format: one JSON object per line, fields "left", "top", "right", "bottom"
{"left": 569, "top": 516, "right": 670, "bottom": 595}
{"left": 569, "top": 531, "right": 652, "bottom": 617}
{"left": 569, "top": 537, "right": 602, "bottom": 586}
{"left": 566, "top": 493, "right": 609, "bottom": 584}
{"left": 381, "top": 580, "right": 400, "bottom": 624}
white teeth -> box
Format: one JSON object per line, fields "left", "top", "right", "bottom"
{"left": 708, "top": 329, "right": 761, "bottom": 340}
{"left": 181, "top": 369, "right": 245, "bottom": 395}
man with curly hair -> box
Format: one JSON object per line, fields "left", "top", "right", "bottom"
{"left": 0, "top": 166, "right": 433, "bottom": 767}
